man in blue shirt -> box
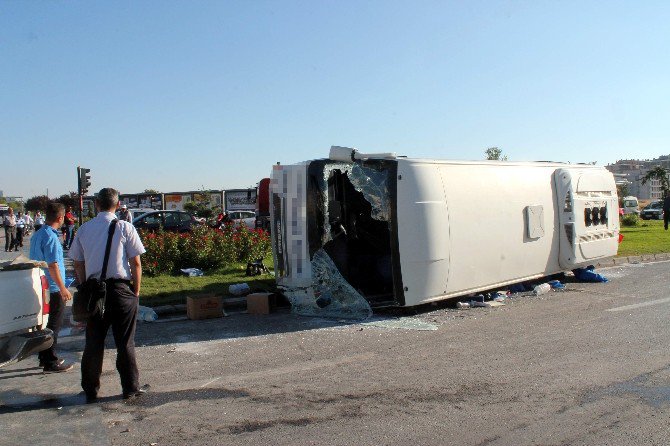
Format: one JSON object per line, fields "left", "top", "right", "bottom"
{"left": 30, "top": 202, "right": 74, "bottom": 373}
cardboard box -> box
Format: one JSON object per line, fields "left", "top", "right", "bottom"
{"left": 246, "top": 293, "right": 275, "bottom": 315}
{"left": 187, "top": 294, "right": 224, "bottom": 320}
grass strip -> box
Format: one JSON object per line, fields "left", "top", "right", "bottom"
{"left": 140, "top": 257, "right": 276, "bottom": 307}
{"left": 618, "top": 219, "right": 670, "bottom": 257}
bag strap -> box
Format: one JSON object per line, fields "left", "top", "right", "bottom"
{"left": 100, "top": 219, "right": 119, "bottom": 281}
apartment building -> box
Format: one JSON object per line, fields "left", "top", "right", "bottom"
{"left": 605, "top": 155, "right": 670, "bottom": 200}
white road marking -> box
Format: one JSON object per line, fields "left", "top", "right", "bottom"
{"left": 607, "top": 297, "right": 670, "bottom": 313}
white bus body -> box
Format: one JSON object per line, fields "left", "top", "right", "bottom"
{"left": 270, "top": 147, "right": 619, "bottom": 316}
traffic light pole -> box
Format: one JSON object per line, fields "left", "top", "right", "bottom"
{"left": 77, "top": 166, "right": 91, "bottom": 225}
{"left": 77, "top": 166, "right": 83, "bottom": 225}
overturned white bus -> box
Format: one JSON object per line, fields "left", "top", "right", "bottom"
{"left": 270, "top": 146, "right": 619, "bottom": 318}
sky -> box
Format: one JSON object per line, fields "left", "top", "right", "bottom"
{"left": 1, "top": 0, "right": 669, "bottom": 199}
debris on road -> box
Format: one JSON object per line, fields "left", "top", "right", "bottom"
{"left": 187, "top": 294, "right": 225, "bottom": 320}
{"left": 362, "top": 318, "right": 438, "bottom": 331}
{"left": 573, "top": 265, "right": 609, "bottom": 283}
{"left": 138, "top": 305, "right": 158, "bottom": 322}
{"left": 228, "top": 283, "right": 251, "bottom": 296}
{"left": 246, "top": 292, "right": 275, "bottom": 314}
{"left": 533, "top": 283, "right": 552, "bottom": 296}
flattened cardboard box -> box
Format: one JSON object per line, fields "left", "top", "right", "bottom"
{"left": 246, "top": 292, "right": 275, "bottom": 315}
{"left": 187, "top": 294, "right": 223, "bottom": 320}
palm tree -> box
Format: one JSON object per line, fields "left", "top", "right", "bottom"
{"left": 641, "top": 166, "right": 670, "bottom": 196}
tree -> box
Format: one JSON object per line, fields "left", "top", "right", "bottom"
{"left": 143, "top": 189, "right": 160, "bottom": 194}
{"left": 184, "top": 192, "right": 214, "bottom": 219}
{"left": 616, "top": 184, "right": 630, "bottom": 206}
{"left": 641, "top": 166, "right": 670, "bottom": 196}
{"left": 54, "top": 192, "right": 77, "bottom": 210}
{"left": 485, "top": 147, "right": 508, "bottom": 161}
{"left": 25, "top": 195, "right": 51, "bottom": 213}
{"left": 6, "top": 201, "right": 24, "bottom": 212}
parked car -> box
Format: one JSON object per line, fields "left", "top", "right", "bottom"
{"left": 228, "top": 210, "right": 256, "bottom": 228}
{"left": 132, "top": 210, "right": 198, "bottom": 233}
{"left": 640, "top": 201, "right": 664, "bottom": 220}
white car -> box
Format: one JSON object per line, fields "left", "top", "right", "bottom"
{"left": 228, "top": 210, "right": 256, "bottom": 228}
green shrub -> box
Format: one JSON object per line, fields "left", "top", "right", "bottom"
{"left": 139, "top": 224, "right": 271, "bottom": 276}
{"left": 621, "top": 214, "right": 640, "bottom": 227}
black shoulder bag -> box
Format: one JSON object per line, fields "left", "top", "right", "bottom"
{"left": 72, "top": 219, "right": 118, "bottom": 322}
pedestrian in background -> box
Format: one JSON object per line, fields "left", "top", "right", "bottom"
{"left": 63, "top": 206, "right": 76, "bottom": 250}
{"left": 29, "top": 202, "right": 74, "bottom": 373}
{"left": 3, "top": 207, "right": 17, "bottom": 252}
{"left": 663, "top": 191, "right": 670, "bottom": 231}
{"left": 69, "top": 188, "right": 147, "bottom": 403}
{"left": 35, "top": 211, "right": 45, "bottom": 231}
{"left": 23, "top": 211, "right": 34, "bottom": 236}
{"left": 119, "top": 204, "right": 133, "bottom": 222}
{"left": 14, "top": 211, "right": 26, "bottom": 250}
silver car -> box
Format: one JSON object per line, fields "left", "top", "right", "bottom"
{"left": 228, "top": 210, "right": 256, "bottom": 228}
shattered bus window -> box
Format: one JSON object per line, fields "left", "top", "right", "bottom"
{"left": 282, "top": 249, "right": 372, "bottom": 319}
{"left": 318, "top": 163, "right": 391, "bottom": 245}
{"left": 303, "top": 160, "right": 399, "bottom": 309}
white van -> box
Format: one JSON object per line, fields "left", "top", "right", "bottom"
{"left": 621, "top": 196, "right": 639, "bottom": 215}
{"left": 270, "top": 146, "right": 620, "bottom": 316}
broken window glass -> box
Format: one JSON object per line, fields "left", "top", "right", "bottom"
{"left": 283, "top": 249, "right": 372, "bottom": 319}
{"left": 319, "top": 162, "right": 391, "bottom": 245}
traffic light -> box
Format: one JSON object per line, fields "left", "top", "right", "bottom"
{"left": 78, "top": 167, "right": 91, "bottom": 195}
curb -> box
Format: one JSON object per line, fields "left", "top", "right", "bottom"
{"left": 596, "top": 252, "right": 670, "bottom": 268}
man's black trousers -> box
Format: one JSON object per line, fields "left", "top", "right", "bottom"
{"left": 81, "top": 281, "right": 139, "bottom": 397}
{"left": 38, "top": 291, "right": 65, "bottom": 366}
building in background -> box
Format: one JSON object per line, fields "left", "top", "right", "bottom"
{"left": 606, "top": 155, "right": 670, "bottom": 200}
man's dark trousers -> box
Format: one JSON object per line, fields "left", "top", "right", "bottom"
{"left": 64, "top": 224, "right": 75, "bottom": 249}
{"left": 15, "top": 226, "right": 24, "bottom": 248}
{"left": 81, "top": 281, "right": 139, "bottom": 397}
{"left": 4, "top": 226, "right": 16, "bottom": 251}
{"left": 38, "top": 291, "right": 66, "bottom": 365}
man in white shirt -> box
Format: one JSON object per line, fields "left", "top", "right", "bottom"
{"left": 69, "top": 188, "right": 147, "bottom": 403}
{"left": 22, "top": 212, "right": 34, "bottom": 236}
{"left": 34, "top": 211, "right": 46, "bottom": 231}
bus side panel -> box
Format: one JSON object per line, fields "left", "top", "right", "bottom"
{"left": 439, "top": 163, "right": 562, "bottom": 295}
{"left": 396, "top": 163, "right": 450, "bottom": 306}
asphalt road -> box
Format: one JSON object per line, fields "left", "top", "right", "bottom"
{"left": 1, "top": 260, "right": 670, "bottom": 446}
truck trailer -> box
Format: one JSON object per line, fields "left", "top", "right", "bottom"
{"left": 270, "top": 146, "right": 620, "bottom": 318}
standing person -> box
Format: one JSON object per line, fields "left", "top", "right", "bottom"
{"left": 14, "top": 212, "right": 26, "bottom": 249}
{"left": 29, "top": 202, "right": 74, "bottom": 372}
{"left": 215, "top": 211, "right": 225, "bottom": 228}
{"left": 663, "top": 190, "right": 670, "bottom": 231}
{"left": 69, "top": 188, "right": 147, "bottom": 402}
{"left": 34, "top": 211, "right": 45, "bottom": 231}
{"left": 23, "top": 211, "right": 34, "bottom": 236}
{"left": 3, "top": 207, "right": 17, "bottom": 252}
{"left": 63, "top": 206, "right": 76, "bottom": 250}
{"left": 118, "top": 204, "right": 133, "bottom": 223}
